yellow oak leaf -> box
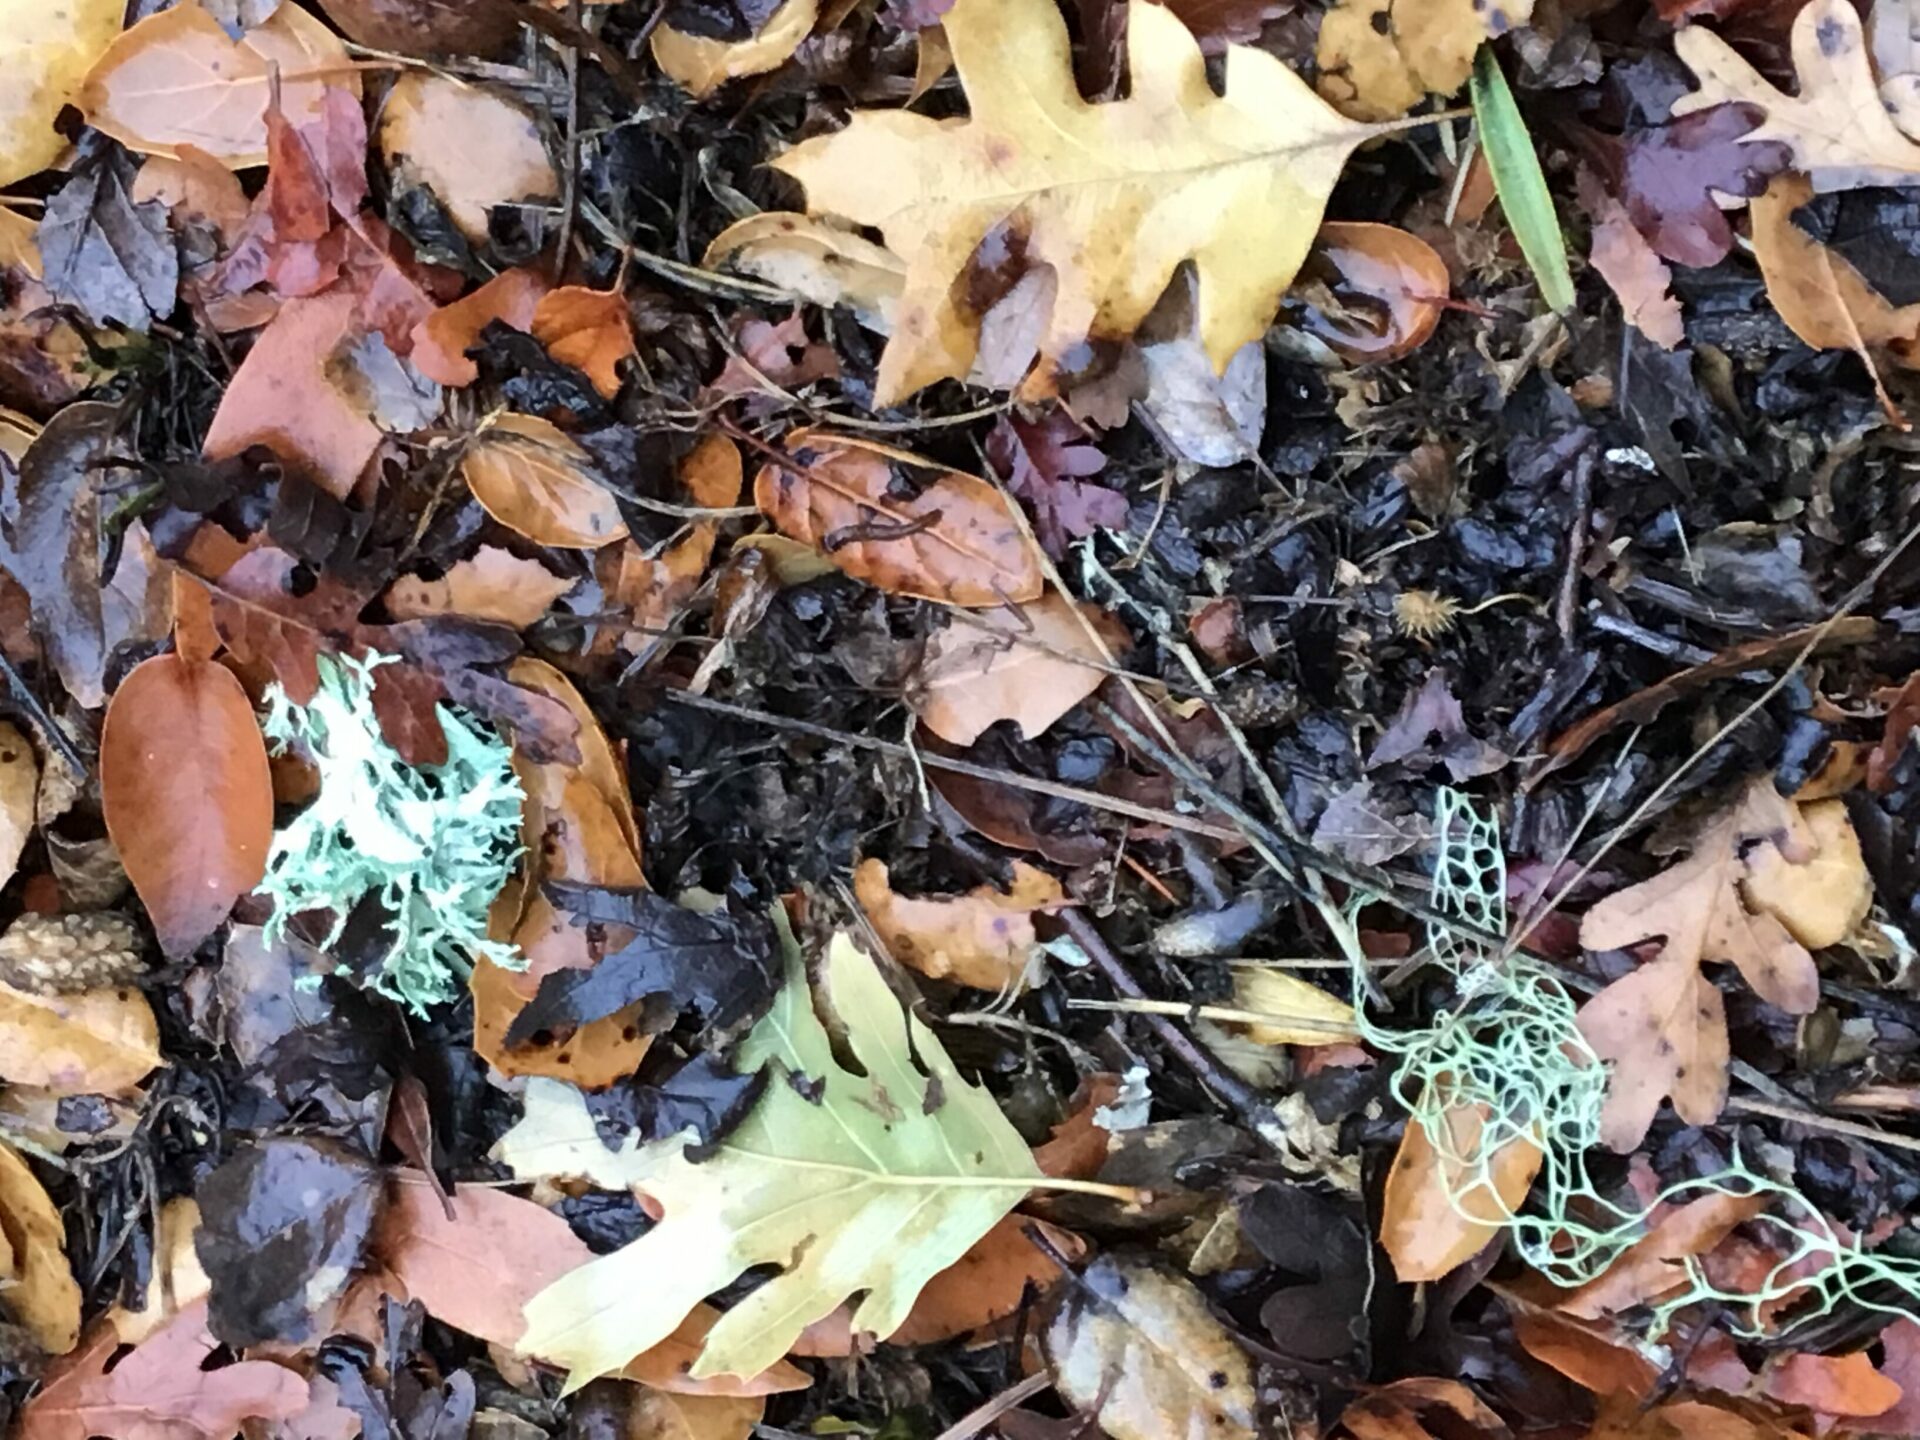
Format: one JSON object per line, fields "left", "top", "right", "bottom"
{"left": 771, "top": 0, "right": 1384, "bottom": 405}
{"left": 0, "top": 0, "right": 125, "bottom": 188}
{"left": 1316, "top": 0, "right": 1533, "bottom": 122}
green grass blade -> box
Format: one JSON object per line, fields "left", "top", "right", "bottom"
{"left": 1470, "top": 45, "right": 1575, "bottom": 314}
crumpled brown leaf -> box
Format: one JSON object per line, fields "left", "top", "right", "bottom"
{"left": 913, "top": 589, "right": 1125, "bottom": 745}
{"left": 852, "top": 857, "right": 1064, "bottom": 991}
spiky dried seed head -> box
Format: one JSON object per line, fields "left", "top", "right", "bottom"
{"left": 1391, "top": 589, "right": 1461, "bottom": 639}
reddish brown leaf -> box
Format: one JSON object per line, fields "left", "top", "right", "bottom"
{"left": 1764, "top": 1353, "right": 1901, "bottom": 1418}
{"left": 889, "top": 1215, "right": 1085, "bottom": 1344}
{"left": 754, "top": 428, "right": 1042, "bottom": 606}
{"left": 460, "top": 413, "right": 629, "bottom": 549}
{"left": 17, "top": 1301, "right": 307, "bottom": 1440}
{"left": 708, "top": 312, "right": 841, "bottom": 399}
{"left": 1032, "top": 1073, "right": 1122, "bottom": 1180}
{"left": 1558, "top": 1192, "right": 1768, "bottom": 1320}
{"left": 409, "top": 267, "right": 549, "bottom": 387}
{"left": 1298, "top": 222, "right": 1449, "bottom": 364}
{"left": 986, "top": 409, "right": 1124, "bottom": 557}
{"left": 1508, "top": 1307, "right": 1659, "bottom": 1400}
{"left": 532, "top": 285, "right": 636, "bottom": 399}
{"left": 1580, "top": 172, "right": 1683, "bottom": 350}
{"left": 1337, "top": 1378, "right": 1510, "bottom": 1440}
{"left": 100, "top": 653, "right": 273, "bottom": 957}
{"left": 1587, "top": 106, "right": 1791, "bottom": 268}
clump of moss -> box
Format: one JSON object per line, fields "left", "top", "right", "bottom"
{"left": 259, "top": 652, "right": 525, "bottom": 1015}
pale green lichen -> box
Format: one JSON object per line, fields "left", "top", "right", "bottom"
{"left": 1353, "top": 790, "right": 1920, "bottom": 1337}
{"left": 259, "top": 652, "right": 525, "bottom": 1016}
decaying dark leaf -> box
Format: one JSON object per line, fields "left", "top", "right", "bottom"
{"left": 507, "top": 885, "right": 779, "bottom": 1047}
{"left": 36, "top": 148, "right": 178, "bottom": 332}
{"left": 194, "top": 1136, "right": 381, "bottom": 1346}
{"left": 986, "top": 411, "right": 1126, "bottom": 557}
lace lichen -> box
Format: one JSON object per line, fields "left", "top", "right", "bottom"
{"left": 1353, "top": 789, "right": 1920, "bottom": 1338}
{"left": 259, "top": 652, "right": 525, "bottom": 1016}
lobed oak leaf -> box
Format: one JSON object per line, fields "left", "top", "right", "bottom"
{"left": 753, "top": 429, "right": 1043, "bottom": 607}
{"left": 499, "top": 929, "right": 1043, "bottom": 1386}
{"left": 79, "top": 2, "right": 357, "bottom": 170}
{"left": 770, "top": 0, "right": 1385, "bottom": 405}
{"left": 378, "top": 74, "right": 558, "bottom": 244}
{"left": 16, "top": 1300, "right": 308, "bottom": 1440}
{"left": 1741, "top": 796, "right": 1871, "bottom": 949}
{"left": 1671, "top": 0, "right": 1920, "bottom": 192}
{"left": 651, "top": 0, "right": 818, "bottom": 98}
{"left": 1577, "top": 951, "right": 1730, "bottom": 1153}
{"left": 912, "top": 589, "right": 1125, "bottom": 745}
{"left": 1316, "top": 0, "right": 1532, "bottom": 121}
{"left": 1585, "top": 107, "right": 1790, "bottom": 268}
{"left": 100, "top": 652, "right": 273, "bottom": 958}
{"left": 986, "top": 411, "right": 1125, "bottom": 557}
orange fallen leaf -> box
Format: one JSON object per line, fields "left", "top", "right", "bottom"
{"left": 1336, "top": 1377, "right": 1510, "bottom": 1440}
{"left": 1585, "top": 1394, "right": 1812, "bottom": 1440}
{"left": 460, "top": 413, "right": 629, "bottom": 549}
{"left": 592, "top": 434, "right": 741, "bottom": 656}
{"left": 913, "top": 588, "right": 1125, "bottom": 745}
{"left": 753, "top": 428, "right": 1042, "bottom": 607}
{"left": 1300, "top": 222, "right": 1450, "bottom": 364}
{"left": 1379, "top": 1098, "right": 1543, "bottom": 1282}
{"left": 852, "top": 856, "right": 1064, "bottom": 991}
{"left": 1033, "top": 1073, "right": 1122, "bottom": 1180}
{"left": 17, "top": 1300, "right": 308, "bottom": 1440}
{"left": 890, "top": 1214, "right": 1084, "bottom": 1344}
{"left": 532, "top": 285, "right": 636, "bottom": 399}
{"left": 409, "top": 267, "right": 549, "bottom": 387}
{"left": 1742, "top": 797, "right": 1871, "bottom": 950}
{"left": 1764, "top": 1352, "right": 1900, "bottom": 1419}
{"left": 100, "top": 652, "right": 273, "bottom": 957}
{"left": 384, "top": 546, "right": 575, "bottom": 627}
{"left": 373, "top": 1177, "right": 810, "bottom": 1397}
{"left": 201, "top": 290, "right": 383, "bottom": 500}
{"left": 1508, "top": 1306, "right": 1659, "bottom": 1400}
{"left": 79, "top": 2, "right": 358, "bottom": 169}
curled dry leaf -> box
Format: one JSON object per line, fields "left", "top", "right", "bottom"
{"left": 409, "top": 267, "right": 549, "bottom": 387}
{"left": 384, "top": 546, "right": 575, "bottom": 628}
{"left": 0, "top": 976, "right": 162, "bottom": 1095}
{"left": 16, "top": 1300, "right": 309, "bottom": 1440}
{"left": 372, "top": 1178, "right": 811, "bottom": 1397}
{"left": 1380, "top": 1100, "right": 1543, "bottom": 1282}
{"left": 79, "top": 2, "right": 357, "bottom": 170}
{"left": 1316, "top": 0, "right": 1532, "bottom": 120}
{"left": 1742, "top": 797, "right": 1870, "bottom": 948}
{"left": 852, "top": 857, "right": 1064, "bottom": 991}
{"left": 1297, "top": 221, "right": 1450, "bottom": 364}
{"left": 754, "top": 429, "right": 1042, "bottom": 607}
{"left": 460, "top": 413, "right": 630, "bottom": 550}
{"left": 1577, "top": 777, "right": 1846, "bottom": 1150}
{"left": 772, "top": 0, "right": 1383, "bottom": 404}
{"left": 1045, "top": 1255, "right": 1256, "bottom": 1440}
{"left": 0, "top": 1137, "right": 82, "bottom": 1355}
{"left": 1749, "top": 173, "right": 1920, "bottom": 366}
{"left": 0, "top": 0, "right": 125, "bottom": 189}
{"left": 1230, "top": 966, "right": 1359, "bottom": 1046}
{"left": 101, "top": 653, "right": 274, "bottom": 958}
{"left": 702, "top": 213, "right": 904, "bottom": 332}
{"left": 652, "top": 0, "right": 820, "bottom": 99}
{"left": 913, "top": 590, "right": 1124, "bottom": 745}
{"left": 378, "top": 74, "right": 558, "bottom": 243}
{"left": 0, "top": 720, "right": 38, "bottom": 888}
{"left": 532, "top": 286, "right": 637, "bottom": 400}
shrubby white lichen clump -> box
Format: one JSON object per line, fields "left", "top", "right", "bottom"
{"left": 259, "top": 652, "right": 525, "bottom": 1015}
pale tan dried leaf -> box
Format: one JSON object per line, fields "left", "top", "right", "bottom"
{"left": 913, "top": 590, "right": 1124, "bottom": 745}
{"left": 1045, "top": 1255, "right": 1256, "bottom": 1440}
{"left": 384, "top": 547, "right": 575, "bottom": 627}
{"left": 1586, "top": 182, "right": 1684, "bottom": 350}
{"left": 702, "top": 214, "right": 905, "bottom": 332}
{"left": 0, "top": 1138, "right": 81, "bottom": 1354}
{"left": 1576, "top": 951, "right": 1730, "bottom": 1152}
{"left": 1380, "top": 1099, "right": 1543, "bottom": 1281}
{"left": 0, "top": 976, "right": 162, "bottom": 1096}
{"left": 106, "top": 1197, "right": 208, "bottom": 1345}
{"left": 627, "top": 1391, "right": 764, "bottom": 1440}
{"left": 1750, "top": 173, "right": 1920, "bottom": 362}
{"left": 852, "top": 856, "right": 1063, "bottom": 990}
{"left": 460, "top": 414, "right": 628, "bottom": 550}
{"left": 378, "top": 73, "right": 557, "bottom": 243}
{"left": 79, "top": 2, "right": 357, "bottom": 169}
{"left": 1672, "top": 0, "right": 1920, "bottom": 191}
{"left": 1578, "top": 777, "right": 1821, "bottom": 1014}
{"left": 651, "top": 0, "right": 818, "bottom": 98}
{"left": 1230, "top": 966, "right": 1359, "bottom": 1046}
{"left": 1741, "top": 796, "right": 1871, "bottom": 950}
